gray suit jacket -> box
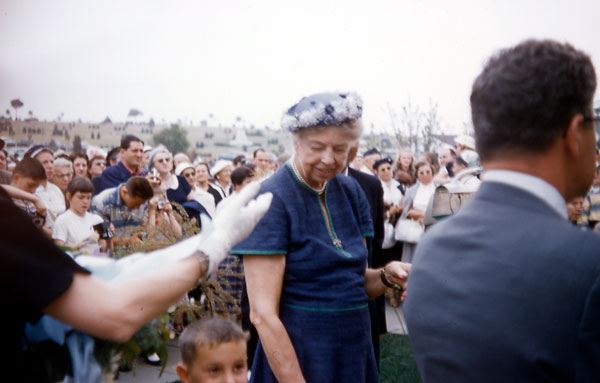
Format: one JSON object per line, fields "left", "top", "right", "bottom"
{"left": 404, "top": 181, "right": 600, "bottom": 382}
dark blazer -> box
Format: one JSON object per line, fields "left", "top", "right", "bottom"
{"left": 92, "top": 161, "right": 135, "bottom": 196}
{"left": 404, "top": 181, "right": 600, "bottom": 382}
{"left": 348, "top": 167, "right": 387, "bottom": 368}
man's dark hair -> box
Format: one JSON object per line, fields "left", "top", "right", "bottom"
{"left": 124, "top": 176, "right": 153, "bottom": 200}
{"left": 233, "top": 155, "right": 247, "bottom": 166}
{"left": 231, "top": 165, "right": 254, "bottom": 186}
{"left": 363, "top": 148, "right": 380, "bottom": 157}
{"left": 253, "top": 148, "right": 266, "bottom": 158}
{"left": 106, "top": 147, "right": 120, "bottom": 165}
{"left": 471, "top": 39, "right": 596, "bottom": 162}
{"left": 120, "top": 134, "right": 144, "bottom": 150}
{"left": 67, "top": 176, "right": 94, "bottom": 196}
{"left": 13, "top": 157, "right": 46, "bottom": 181}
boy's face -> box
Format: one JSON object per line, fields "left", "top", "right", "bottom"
{"left": 12, "top": 174, "right": 41, "bottom": 194}
{"left": 177, "top": 340, "right": 247, "bottom": 383}
{"left": 68, "top": 191, "right": 92, "bottom": 216}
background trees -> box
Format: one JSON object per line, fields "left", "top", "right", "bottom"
{"left": 152, "top": 124, "right": 190, "bottom": 154}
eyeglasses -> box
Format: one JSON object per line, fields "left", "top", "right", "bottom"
{"left": 183, "top": 171, "right": 196, "bottom": 178}
{"left": 156, "top": 158, "right": 171, "bottom": 164}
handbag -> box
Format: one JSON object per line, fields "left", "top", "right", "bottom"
{"left": 394, "top": 218, "right": 424, "bottom": 243}
{"left": 382, "top": 221, "right": 397, "bottom": 249}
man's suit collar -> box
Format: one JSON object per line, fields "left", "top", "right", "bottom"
{"left": 481, "top": 170, "right": 567, "bottom": 220}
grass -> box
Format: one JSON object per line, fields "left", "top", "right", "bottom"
{"left": 380, "top": 333, "right": 421, "bottom": 383}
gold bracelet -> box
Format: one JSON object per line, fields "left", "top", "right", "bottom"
{"left": 380, "top": 268, "right": 394, "bottom": 288}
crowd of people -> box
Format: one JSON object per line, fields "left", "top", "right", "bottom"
{"left": 2, "top": 38, "right": 600, "bottom": 383}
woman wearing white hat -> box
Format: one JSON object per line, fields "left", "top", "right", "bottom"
{"left": 175, "top": 162, "right": 216, "bottom": 218}
{"left": 210, "top": 159, "right": 233, "bottom": 200}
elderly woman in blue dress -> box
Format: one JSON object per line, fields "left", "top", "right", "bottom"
{"left": 231, "top": 92, "right": 411, "bottom": 383}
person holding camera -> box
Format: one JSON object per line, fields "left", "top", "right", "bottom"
{"left": 147, "top": 195, "right": 183, "bottom": 239}
{"left": 53, "top": 177, "right": 112, "bottom": 256}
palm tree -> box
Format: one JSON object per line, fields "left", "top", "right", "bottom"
{"left": 10, "top": 99, "right": 23, "bottom": 120}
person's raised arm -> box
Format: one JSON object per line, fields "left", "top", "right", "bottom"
{"left": 245, "top": 254, "right": 306, "bottom": 383}
{"left": 44, "top": 182, "right": 272, "bottom": 342}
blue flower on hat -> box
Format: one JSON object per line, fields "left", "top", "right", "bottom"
{"left": 281, "top": 92, "right": 363, "bottom": 132}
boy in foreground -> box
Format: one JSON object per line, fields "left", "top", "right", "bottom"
{"left": 177, "top": 317, "right": 248, "bottom": 383}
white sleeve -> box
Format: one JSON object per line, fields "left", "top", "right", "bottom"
{"left": 52, "top": 214, "right": 69, "bottom": 242}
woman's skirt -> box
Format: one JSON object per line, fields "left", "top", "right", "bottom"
{"left": 250, "top": 304, "right": 379, "bottom": 383}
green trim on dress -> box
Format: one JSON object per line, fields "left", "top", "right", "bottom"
{"left": 283, "top": 302, "right": 369, "bottom": 312}
{"left": 230, "top": 249, "right": 287, "bottom": 255}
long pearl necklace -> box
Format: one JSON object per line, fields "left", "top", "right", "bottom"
{"left": 289, "top": 156, "right": 327, "bottom": 195}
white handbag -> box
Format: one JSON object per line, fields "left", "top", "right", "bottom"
{"left": 382, "top": 221, "right": 397, "bottom": 249}
{"left": 394, "top": 218, "right": 424, "bottom": 244}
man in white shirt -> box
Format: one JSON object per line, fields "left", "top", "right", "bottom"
{"left": 360, "top": 148, "right": 381, "bottom": 176}
{"left": 404, "top": 39, "right": 600, "bottom": 382}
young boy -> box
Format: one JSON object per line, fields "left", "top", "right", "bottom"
{"left": 52, "top": 177, "right": 110, "bottom": 255}
{"left": 10, "top": 157, "right": 51, "bottom": 233}
{"left": 177, "top": 317, "right": 249, "bottom": 383}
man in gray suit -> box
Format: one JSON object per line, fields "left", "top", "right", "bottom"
{"left": 404, "top": 39, "right": 600, "bottom": 382}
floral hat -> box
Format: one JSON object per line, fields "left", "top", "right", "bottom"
{"left": 281, "top": 92, "right": 363, "bottom": 132}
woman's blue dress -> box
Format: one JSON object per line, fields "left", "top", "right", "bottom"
{"left": 231, "top": 163, "right": 378, "bottom": 382}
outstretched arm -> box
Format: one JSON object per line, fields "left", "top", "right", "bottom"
{"left": 44, "top": 182, "right": 272, "bottom": 342}
{"left": 44, "top": 253, "right": 207, "bottom": 342}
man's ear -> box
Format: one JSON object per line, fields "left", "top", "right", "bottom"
{"left": 564, "top": 113, "right": 585, "bottom": 157}
{"left": 176, "top": 362, "right": 190, "bottom": 383}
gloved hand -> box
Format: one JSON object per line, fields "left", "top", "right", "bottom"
{"left": 198, "top": 181, "right": 272, "bottom": 271}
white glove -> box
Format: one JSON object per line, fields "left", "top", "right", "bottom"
{"left": 197, "top": 181, "right": 272, "bottom": 271}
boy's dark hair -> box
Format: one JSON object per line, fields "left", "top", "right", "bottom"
{"left": 471, "top": 39, "right": 596, "bottom": 162}
{"left": 179, "top": 317, "right": 248, "bottom": 366}
{"left": 124, "top": 176, "right": 153, "bottom": 200}
{"left": 120, "top": 134, "right": 144, "bottom": 150}
{"left": 66, "top": 177, "right": 94, "bottom": 196}
{"left": 13, "top": 157, "right": 46, "bottom": 181}
{"left": 231, "top": 165, "right": 254, "bottom": 186}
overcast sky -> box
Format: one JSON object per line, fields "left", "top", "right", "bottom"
{"left": 1, "top": 0, "right": 599, "bottom": 134}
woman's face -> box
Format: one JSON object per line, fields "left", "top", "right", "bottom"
{"left": 376, "top": 162, "right": 393, "bottom": 182}
{"left": 181, "top": 167, "right": 196, "bottom": 186}
{"left": 294, "top": 125, "right": 353, "bottom": 188}
{"left": 73, "top": 157, "right": 88, "bottom": 178}
{"left": 36, "top": 151, "right": 54, "bottom": 179}
{"left": 153, "top": 152, "right": 172, "bottom": 175}
{"left": 416, "top": 164, "right": 433, "bottom": 185}
{"left": 400, "top": 152, "right": 413, "bottom": 169}
{"left": 216, "top": 166, "right": 232, "bottom": 184}
{"left": 196, "top": 164, "right": 209, "bottom": 184}
{"left": 89, "top": 158, "right": 106, "bottom": 178}
{"left": 52, "top": 166, "right": 73, "bottom": 192}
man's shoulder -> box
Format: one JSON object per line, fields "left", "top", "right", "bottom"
{"left": 348, "top": 167, "right": 381, "bottom": 189}
{"left": 92, "top": 186, "right": 119, "bottom": 206}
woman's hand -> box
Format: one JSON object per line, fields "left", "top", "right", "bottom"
{"left": 385, "top": 262, "right": 411, "bottom": 290}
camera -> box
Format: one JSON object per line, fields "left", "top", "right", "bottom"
{"left": 157, "top": 200, "right": 166, "bottom": 210}
{"left": 93, "top": 222, "right": 113, "bottom": 239}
